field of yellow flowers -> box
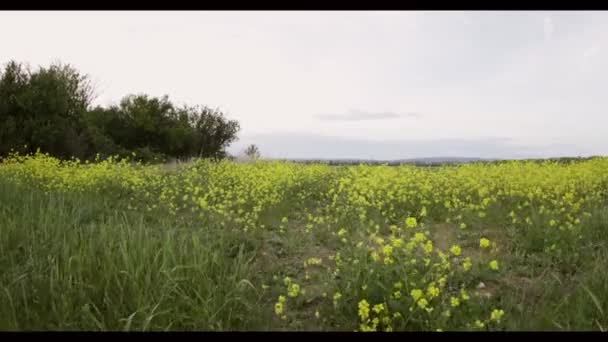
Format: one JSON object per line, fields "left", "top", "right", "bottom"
{"left": 1, "top": 152, "right": 608, "bottom": 331}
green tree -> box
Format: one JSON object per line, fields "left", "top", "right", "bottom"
{"left": 0, "top": 60, "right": 95, "bottom": 159}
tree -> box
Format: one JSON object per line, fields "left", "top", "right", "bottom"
{"left": 0, "top": 60, "right": 95, "bottom": 159}
{"left": 83, "top": 95, "right": 240, "bottom": 162}
{"left": 1, "top": 60, "right": 241, "bottom": 162}
{"left": 244, "top": 144, "right": 260, "bottom": 160}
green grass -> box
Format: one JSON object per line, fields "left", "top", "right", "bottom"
{"left": 0, "top": 180, "right": 268, "bottom": 330}
{"left": 1, "top": 164, "right": 608, "bottom": 331}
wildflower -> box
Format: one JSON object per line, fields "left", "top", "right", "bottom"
{"left": 333, "top": 292, "right": 342, "bottom": 306}
{"left": 307, "top": 257, "right": 322, "bottom": 266}
{"left": 405, "top": 217, "right": 417, "bottom": 228}
{"left": 410, "top": 289, "right": 424, "bottom": 301}
{"left": 490, "top": 309, "right": 505, "bottom": 322}
{"left": 358, "top": 300, "right": 370, "bottom": 320}
{"left": 372, "top": 304, "right": 384, "bottom": 314}
{"left": 450, "top": 245, "right": 462, "bottom": 256}
{"left": 450, "top": 297, "right": 460, "bottom": 307}
{"left": 489, "top": 260, "right": 499, "bottom": 271}
{"left": 480, "top": 238, "right": 490, "bottom": 249}
{"left": 459, "top": 223, "right": 467, "bottom": 229}
{"left": 474, "top": 320, "right": 485, "bottom": 328}
{"left": 393, "top": 291, "right": 402, "bottom": 299}
{"left": 424, "top": 240, "right": 433, "bottom": 254}
{"left": 337, "top": 228, "right": 347, "bottom": 237}
{"left": 287, "top": 283, "right": 300, "bottom": 297}
{"left": 392, "top": 238, "right": 403, "bottom": 248}
{"left": 417, "top": 298, "right": 429, "bottom": 309}
{"left": 274, "top": 302, "right": 284, "bottom": 315}
{"left": 413, "top": 233, "right": 426, "bottom": 242}
{"left": 394, "top": 282, "right": 403, "bottom": 289}
{"left": 438, "top": 277, "right": 447, "bottom": 287}
{"left": 460, "top": 289, "right": 470, "bottom": 301}
{"left": 382, "top": 245, "right": 393, "bottom": 256}
{"left": 463, "top": 257, "right": 472, "bottom": 271}
{"left": 359, "top": 323, "right": 374, "bottom": 332}
{"left": 427, "top": 285, "right": 440, "bottom": 298}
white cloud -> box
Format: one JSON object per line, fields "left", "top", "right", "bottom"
{"left": 544, "top": 16, "right": 555, "bottom": 40}
{"left": 1, "top": 11, "right": 607, "bottom": 158}
{"left": 581, "top": 44, "right": 600, "bottom": 72}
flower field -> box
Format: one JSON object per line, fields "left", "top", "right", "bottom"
{"left": 1, "top": 152, "right": 608, "bottom": 331}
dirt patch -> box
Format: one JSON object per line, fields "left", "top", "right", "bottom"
{"left": 430, "top": 223, "right": 459, "bottom": 251}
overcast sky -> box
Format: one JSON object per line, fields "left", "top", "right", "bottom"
{"left": 1, "top": 11, "right": 607, "bottom": 159}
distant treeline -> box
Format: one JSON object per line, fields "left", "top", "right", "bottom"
{"left": 0, "top": 60, "right": 240, "bottom": 162}
{"left": 280, "top": 156, "right": 603, "bottom": 167}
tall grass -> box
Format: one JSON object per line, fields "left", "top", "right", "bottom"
{"left": 0, "top": 179, "right": 265, "bottom": 331}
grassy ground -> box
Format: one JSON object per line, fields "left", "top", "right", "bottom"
{"left": 1, "top": 155, "right": 607, "bottom": 331}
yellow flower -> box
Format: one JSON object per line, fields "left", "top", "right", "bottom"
{"left": 489, "top": 260, "right": 499, "bottom": 271}
{"left": 460, "top": 289, "right": 470, "bottom": 301}
{"left": 417, "top": 298, "right": 429, "bottom": 309}
{"left": 392, "top": 238, "right": 403, "bottom": 248}
{"left": 372, "top": 304, "right": 384, "bottom": 314}
{"left": 450, "top": 297, "right": 460, "bottom": 307}
{"left": 463, "top": 257, "right": 472, "bottom": 271}
{"left": 490, "top": 309, "right": 505, "bottom": 322}
{"left": 410, "top": 289, "right": 423, "bottom": 301}
{"left": 413, "top": 233, "right": 426, "bottom": 242}
{"left": 393, "top": 291, "right": 402, "bottom": 299}
{"left": 450, "top": 245, "right": 462, "bottom": 256}
{"left": 274, "top": 302, "right": 284, "bottom": 315}
{"left": 474, "top": 320, "right": 485, "bottom": 328}
{"left": 337, "top": 228, "right": 347, "bottom": 237}
{"left": 359, "top": 323, "right": 374, "bottom": 332}
{"left": 358, "top": 300, "right": 370, "bottom": 320}
{"left": 382, "top": 245, "right": 393, "bottom": 256}
{"left": 459, "top": 223, "right": 467, "bottom": 229}
{"left": 405, "top": 217, "right": 417, "bottom": 228}
{"left": 287, "top": 283, "right": 300, "bottom": 297}
{"left": 424, "top": 240, "right": 433, "bottom": 254}
{"left": 278, "top": 295, "right": 286, "bottom": 303}
{"left": 480, "top": 238, "right": 490, "bottom": 249}
{"left": 306, "top": 257, "right": 322, "bottom": 266}
{"left": 427, "top": 285, "right": 440, "bottom": 298}
{"left": 333, "top": 292, "right": 342, "bottom": 306}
